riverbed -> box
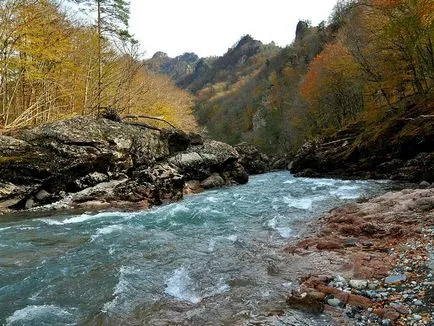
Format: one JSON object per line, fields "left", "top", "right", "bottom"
{"left": 0, "top": 172, "right": 395, "bottom": 325}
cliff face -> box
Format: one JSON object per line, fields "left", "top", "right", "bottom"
{"left": 0, "top": 117, "right": 252, "bottom": 213}
{"left": 145, "top": 52, "right": 200, "bottom": 83}
{"left": 291, "top": 101, "right": 434, "bottom": 182}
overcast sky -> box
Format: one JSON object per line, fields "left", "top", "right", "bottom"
{"left": 129, "top": 0, "right": 338, "bottom": 58}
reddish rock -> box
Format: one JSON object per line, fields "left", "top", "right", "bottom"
{"left": 316, "top": 240, "right": 343, "bottom": 250}
{"left": 335, "top": 291, "right": 350, "bottom": 305}
{"left": 347, "top": 293, "right": 372, "bottom": 308}
{"left": 375, "top": 308, "right": 401, "bottom": 321}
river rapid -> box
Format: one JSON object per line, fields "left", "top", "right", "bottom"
{"left": 0, "top": 172, "right": 397, "bottom": 325}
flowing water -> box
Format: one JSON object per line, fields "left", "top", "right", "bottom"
{"left": 0, "top": 172, "right": 397, "bottom": 325}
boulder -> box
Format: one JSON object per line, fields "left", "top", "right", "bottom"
{"left": 235, "top": 142, "right": 270, "bottom": 174}
{"left": 201, "top": 173, "right": 225, "bottom": 189}
{"left": 0, "top": 117, "right": 251, "bottom": 213}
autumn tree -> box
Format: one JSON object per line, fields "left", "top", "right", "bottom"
{"left": 301, "top": 41, "right": 364, "bottom": 132}
{"left": 344, "top": 0, "right": 434, "bottom": 110}
{"left": 71, "top": 0, "right": 131, "bottom": 113}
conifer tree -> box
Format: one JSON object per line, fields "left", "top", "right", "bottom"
{"left": 72, "top": 0, "right": 131, "bottom": 114}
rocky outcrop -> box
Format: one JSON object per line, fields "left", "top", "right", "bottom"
{"left": 235, "top": 142, "right": 270, "bottom": 174}
{"left": 291, "top": 111, "right": 434, "bottom": 182}
{"left": 0, "top": 117, "right": 250, "bottom": 213}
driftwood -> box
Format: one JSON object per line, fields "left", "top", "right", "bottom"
{"left": 122, "top": 115, "right": 176, "bottom": 129}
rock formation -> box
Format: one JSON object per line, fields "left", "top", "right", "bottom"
{"left": 0, "top": 117, "right": 253, "bottom": 213}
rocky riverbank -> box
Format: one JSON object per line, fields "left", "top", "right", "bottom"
{"left": 282, "top": 187, "right": 434, "bottom": 325}
{"left": 0, "top": 117, "right": 270, "bottom": 215}
{"left": 290, "top": 101, "right": 434, "bottom": 183}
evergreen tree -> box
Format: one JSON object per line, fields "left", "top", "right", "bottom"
{"left": 72, "top": 0, "right": 131, "bottom": 113}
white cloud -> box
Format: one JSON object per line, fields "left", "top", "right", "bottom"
{"left": 130, "top": 0, "right": 337, "bottom": 58}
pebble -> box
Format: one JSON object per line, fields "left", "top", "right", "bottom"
{"left": 414, "top": 299, "right": 423, "bottom": 306}
{"left": 381, "top": 319, "right": 391, "bottom": 326}
{"left": 385, "top": 275, "right": 407, "bottom": 284}
{"left": 327, "top": 298, "right": 343, "bottom": 307}
{"left": 349, "top": 279, "right": 368, "bottom": 290}
{"left": 413, "top": 314, "right": 422, "bottom": 321}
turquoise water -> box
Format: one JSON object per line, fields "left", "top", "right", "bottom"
{"left": 0, "top": 172, "right": 394, "bottom": 325}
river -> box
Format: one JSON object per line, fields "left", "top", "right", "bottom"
{"left": 0, "top": 172, "right": 396, "bottom": 325}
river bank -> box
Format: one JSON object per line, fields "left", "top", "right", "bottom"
{"left": 283, "top": 187, "right": 434, "bottom": 326}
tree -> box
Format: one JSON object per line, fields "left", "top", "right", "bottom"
{"left": 72, "top": 0, "right": 131, "bottom": 114}
{"left": 301, "top": 42, "right": 364, "bottom": 131}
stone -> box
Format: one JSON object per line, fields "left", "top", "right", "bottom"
{"left": 382, "top": 308, "right": 400, "bottom": 321}
{"left": 384, "top": 275, "right": 407, "bottom": 284}
{"left": 286, "top": 293, "right": 324, "bottom": 313}
{"left": 349, "top": 280, "right": 368, "bottom": 290}
{"left": 183, "top": 180, "right": 202, "bottom": 194}
{"left": 348, "top": 293, "right": 372, "bottom": 308}
{"left": 235, "top": 142, "right": 270, "bottom": 175}
{"left": 25, "top": 198, "right": 34, "bottom": 209}
{"left": 419, "top": 181, "right": 431, "bottom": 189}
{"left": 307, "top": 291, "right": 326, "bottom": 300}
{"left": 327, "top": 298, "right": 344, "bottom": 308}
{"left": 0, "top": 117, "right": 252, "bottom": 212}
{"left": 413, "top": 314, "right": 422, "bottom": 321}
{"left": 201, "top": 173, "right": 225, "bottom": 189}
{"left": 391, "top": 303, "right": 409, "bottom": 315}
{"left": 35, "top": 189, "right": 50, "bottom": 201}
{"left": 381, "top": 319, "right": 391, "bottom": 326}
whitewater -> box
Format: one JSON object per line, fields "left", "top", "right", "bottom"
{"left": 0, "top": 172, "right": 395, "bottom": 325}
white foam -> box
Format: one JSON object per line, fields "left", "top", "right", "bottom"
{"left": 17, "top": 226, "right": 38, "bottom": 231}
{"left": 102, "top": 265, "right": 138, "bottom": 312}
{"left": 276, "top": 227, "right": 293, "bottom": 238}
{"left": 39, "top": 218, "right": 64, "bottom": 226}
{"left": 169, "top": 204, "right": 190, "bottom": 217}
{"left": 267, "top": 217, "right": 278, "bottom": 229}
{"left": 164, "top": 268, "right": 229, "bottom": 304}
{"left": 208, "top": 239, "right": 216, "bottom": 252}
{"left": 283, "top": 196, "right": 313, "bottom": 210}
{"left": 0, "top": 226, "right": 13, "bottom": 232}
{"left": 91, "top": 224, "right": 123, "bottom": 241}
{"left": 39, "top": 211, "right": 120, "bottom": 226}
{"left": 5, "top": 305, "right": 73, "bottom": 325}
{"left": 226, "top": 235, "right": 238, "bottom": 242}
{"left": 205, "top": 196, "right": 219, "bottom": 203}
{"left": 165, "top": 268, "right": 201, "bottom": 304}
{"left": 330, "top": 185, "right": 361, "bottom": 200}
{"left": 283, "top": 180, "right": 296, "bottom": 184}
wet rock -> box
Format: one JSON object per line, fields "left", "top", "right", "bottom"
{"left": 201, "top": 173, "right": 225, "bottom": 189}
{"left": 183, "top": 180, "right": 202, "bottom": 194}
{"left": 419, "top": 181, "right": 431, "bottom": 189}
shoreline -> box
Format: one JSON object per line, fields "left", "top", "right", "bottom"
{"left": 282, "top": 187, "right": 434, "bottom": 325}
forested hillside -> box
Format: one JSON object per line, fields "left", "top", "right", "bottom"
{"left": 0, "top": 0, "right": 197, "bottom": 131}
{"left": 173, "top": 0, "right": 434, "bottom": 154}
